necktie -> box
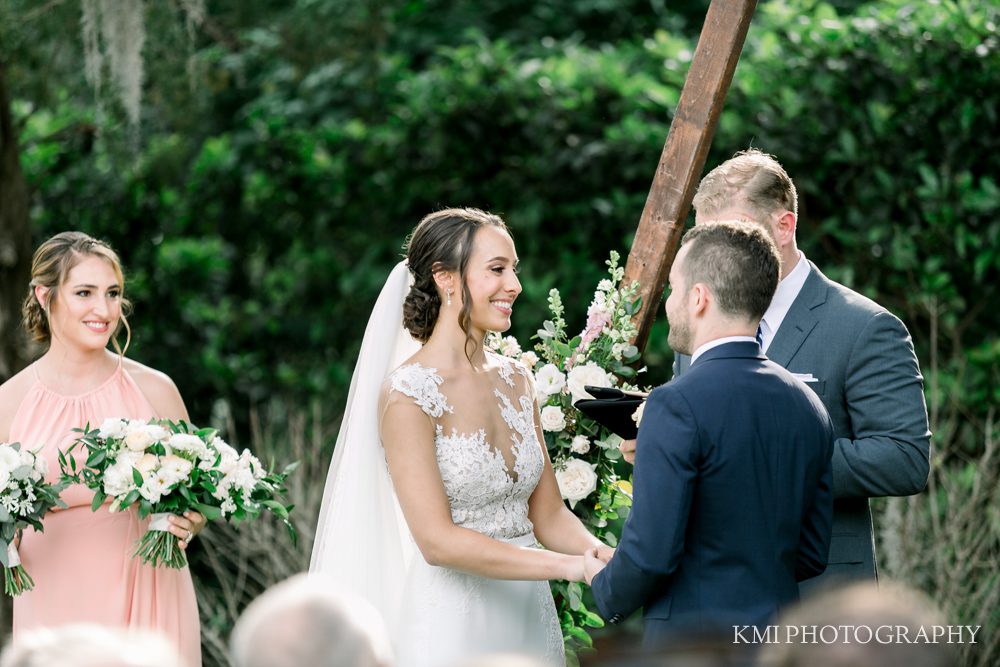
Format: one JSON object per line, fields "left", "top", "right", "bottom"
{"left": 755, "top": 323, "right": 764, "bottom": 349}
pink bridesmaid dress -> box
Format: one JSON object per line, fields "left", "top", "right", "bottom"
{"left": 9, "top": 362, "right": 201, "bottom": 667}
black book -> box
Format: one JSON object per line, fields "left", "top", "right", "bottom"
{"left": 573, "top": 385, "right": 647, "bottom": 440}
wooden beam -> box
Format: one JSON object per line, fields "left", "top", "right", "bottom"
{"left": 624, "top": 0, "right": 757, "bottom": 352}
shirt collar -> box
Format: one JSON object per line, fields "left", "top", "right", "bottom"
{"left": 690, "top": 335, "right": 758, "bottom": 366}
{"left": 760, "top": 251, "right": 810, "bottom": 343}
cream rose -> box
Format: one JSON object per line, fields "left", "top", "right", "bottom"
{"left": 566, "top": 362, "right": 612, "bottom": 403}
{"left": 555, "top": 458, "right": 598, "bottom": 508}
{"left": 570, "top": 435, "right": 591, "bottom": 455}
{"left": 632, "top": 401, "right": 646, "bottom": 427}
{"left": 540, "top": 406, "right": 566, "bottom": 432}
{"left": 124, "top": 429, "right": 154, "bottom": 452}
{"left": 520, "top": 351, "right": 539, "bottom": 369}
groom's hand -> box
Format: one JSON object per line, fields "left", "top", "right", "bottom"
{"left": 619, "top": 439, "right": 637, "bottom": 465}
{"left": 583, "top": 547, "right": 607, "bottom": 585}
{"left": 596, "top": 545, "right": 615, "bottom": 563}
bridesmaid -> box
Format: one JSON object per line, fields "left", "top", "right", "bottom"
{"left": 0, "top": 232, "right": 204, "bottom": 666}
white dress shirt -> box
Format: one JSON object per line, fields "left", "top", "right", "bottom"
{"left": 758, "top": 251, "right": 810, "bottom": 353}
{"left": 690, "top": 335, "right": 758, "bottom": 366}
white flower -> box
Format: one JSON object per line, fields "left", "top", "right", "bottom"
{"left": 124, "top": 429, "right": 154, "bottom": 452}
{"left": 540, "top": 406, "right": 567, "bottom": 432}
{"left": 33, "top": 451, "right": 48, "bottom": 476}
{"left": 139, "top": 475, "right": 169, "bottom": 504}
{"left": 159, "top": 455, "right": 193, "bottom": 485}
{"left": 570, "top": 435, "right": 591, "bottom": 455}
{"left": 534, "top": 364, "right": 566, "bottom": 399}
{"left": 168, "top": 433, "right": 208, "bottom": 460}
{"left": 520, "top": 351, "right": 539, "bottom": 369}
{"left": 597, "top": 279, "right": 614, "bottom": 292}
{"left": 0, "top": 446, "right": 22, "bottom": 474}
{"left": 134, "top": 453, "right": 160, "bottom": 478}
{"left": 611, "top": 343, "right": 625, "bottom": 360}
{"left": 103, "top": 459, "right": 136, "bottom": 498}
{"left": 632, "top": 402, "right": 646, "bottom": 427}
{"left": 567, "top": 362, "right": 612, "bottom": 403}
{"left": 498, "top": 336, "right": 522, "bottom": 357}
{"left": 555, "top": 458, "right": 598, "bottom": 508}
{"left": 98, "top": 418, "right": 128, "bottom": 440}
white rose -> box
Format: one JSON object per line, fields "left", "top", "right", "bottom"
{"left": 539, "top": 406, "right": 566, "bottom": 432}
{"left": 103, "top": 463, "right": 134, "bottom": 498}
{"left": 134, "top": 453, "right": 159, "bottom": 477}
{"left": 566, "top": 362, "right": 612, "bottom": 403}
{"left": 0, "top": 446, "right": 21, "bottom": 473}
{"left": 534, "top": 364, "right": 566, "bottom": 399}
{"left": 168, "top": 433, "right": 207, "bottom": 459}
{"left": 570, "top": 435, "right": 591, "bottom": 455}
{"left": 632, "top": 402, "right": 646, "bottom": 427}
{"left": 555, "top": 458, "right": 598, "bottom": 508}
{"left": 124, "top": 429, "right": 154, "bottom": 452}
{"left": 98, "top": 418, "right": 128, "bottom": 440}
{"left": 33, "top": 451, "right": 48, "bottom": 476}
{"left": 520, "top": 351, "right": 539, "bottom": 369}
{"left": 159, "top": 454, "right": 193, "bottom": 481}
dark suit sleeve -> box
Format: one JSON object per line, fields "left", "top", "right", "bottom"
{"left": 796, "top": 418, "right": 834, "bottom": 581}
{"left": 591, "top": 385, "right": 698, "bottom": 621}
{"left": 832, "top": 311, "right": 931, "bottom": 498}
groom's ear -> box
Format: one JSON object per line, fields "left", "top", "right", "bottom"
{"left": 689, "top": 283, "right": 711, "bottom": 317}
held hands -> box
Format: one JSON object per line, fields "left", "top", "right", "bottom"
{"left": 168, "top": 511, "right": 207, "bottom": 550}
{"left": 619, "top": 439, "right": 636, "bottom": 465}
{"left": 583, "top": 547, "right": 611, "bottom": 585}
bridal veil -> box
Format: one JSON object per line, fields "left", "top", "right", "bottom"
{"left": 310, "top": 261, "right": 420, "bottom": 637}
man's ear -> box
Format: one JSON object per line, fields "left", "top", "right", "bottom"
{"left": 774, "top": 211, "right": 796, "bottom": 246}
{"left": 34, "top": 285, "right": 49, "bottom": 309}
{"left": 689, "top": 283, "right": 710, "bottom": 317}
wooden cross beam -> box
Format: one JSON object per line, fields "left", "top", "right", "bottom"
{"left": 623, "top": 0, "right": 758, "bottom": 353}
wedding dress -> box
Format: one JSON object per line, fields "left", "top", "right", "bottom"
{"left": 311, "top": 262, "right": 564, "bottom": 667}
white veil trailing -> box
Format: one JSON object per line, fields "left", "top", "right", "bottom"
{"left": 310, "top": 261, "right": 421, "bottom": 638}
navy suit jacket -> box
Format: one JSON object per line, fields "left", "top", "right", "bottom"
{"left": 592, "top": 341, "right": 834, "bottom": 643}
{"left": 673, "top": 264, "right": 930, "bottom": 586}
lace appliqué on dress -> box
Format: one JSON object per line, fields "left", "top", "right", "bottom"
{"left": 389, "top": 364, "right": 454, "bottom": 418}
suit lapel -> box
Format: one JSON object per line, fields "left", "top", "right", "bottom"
{"left": 766, "top": 263, "right": 828, "bottom": 367}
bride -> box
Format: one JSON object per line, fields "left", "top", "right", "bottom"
{"left": 311, "top": 208, "right": 611, "bottom": 666}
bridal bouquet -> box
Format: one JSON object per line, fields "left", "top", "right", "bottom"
{"left": 0, "top": 442, "right": 66, "bottom": 595}
{"left": 488, "top": 250, "right": 647, "bottom": 653}
{"left": 59, "top": 418, "right": 297, "bottom": 568}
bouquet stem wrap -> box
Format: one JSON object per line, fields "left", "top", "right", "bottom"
{"left": 134, "top": 513, "right": 186, "bottom": 569}
{"left": 3, "top": 541, "right": 35, "bottom": 596}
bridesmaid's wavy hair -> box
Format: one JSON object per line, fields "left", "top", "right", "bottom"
{"left": 22, "top": 231, "right": 132, "bottom": 356}
{"left": 403, "top": 208, "right": 510, "bottom": 356}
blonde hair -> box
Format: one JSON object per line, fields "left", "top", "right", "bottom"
{"left": 692, "top": 148, "right": 798, "bottom": 221}
{"left": 21, "top": 231, "right": 132, "bottom": 356}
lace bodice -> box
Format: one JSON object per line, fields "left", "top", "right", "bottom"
{"left": 387, "top": 353, "right": 544, "bottom": 539}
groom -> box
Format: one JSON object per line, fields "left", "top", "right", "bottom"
{"left": 584, "top": 221, "right": 834, "bottom": 643}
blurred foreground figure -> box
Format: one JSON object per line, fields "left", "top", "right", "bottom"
{"left": 0, "top": 624, "right": 183, "bottom": 667}
{"left": 758, "top": 580, "right": 959, "bottom": 667}
{"left": 229, "top": 574, "right": 392, "bottom": 667}
{"left": 449, "top": 656, "right": 552, "bottom": 667}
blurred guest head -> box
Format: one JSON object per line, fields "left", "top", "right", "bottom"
{"left": 0, "top": 624, "right": 182, "bottom": 667}
{"left": 230, "top": 574, "right": 392, "bottom": 667}
{"left": 757, "top": 580, "right": 959, "bottom": 667}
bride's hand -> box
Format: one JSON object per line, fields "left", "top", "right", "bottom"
{"left": 595, "top": 544, "right": 615, "bottom": 563}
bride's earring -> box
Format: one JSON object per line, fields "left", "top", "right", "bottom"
{"left": 446, "top": 289, "right": 453, "bottom": 307}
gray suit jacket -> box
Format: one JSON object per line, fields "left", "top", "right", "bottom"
{"left": 673, "top": 262, "right": 930, "bottom": 587}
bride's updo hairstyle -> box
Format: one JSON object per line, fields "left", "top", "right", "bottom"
{"left": 22, "top": 231, "right": 132, "bottom": 355}
{"left": 403, "top": 208, "right": 510, "bottom": 349}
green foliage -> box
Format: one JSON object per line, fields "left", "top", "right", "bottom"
{"left": 4, "top": 0, "right": 1000, "bottom": 661}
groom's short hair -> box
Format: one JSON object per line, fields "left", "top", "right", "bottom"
{"left": 679, "top": 220, "right": 780, "bottom": 322}
{"left": 230, "top": 575, "right": 391, "bottom": 667}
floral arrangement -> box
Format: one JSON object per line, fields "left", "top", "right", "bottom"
{"left": 0, "top": 442, "right": 66, "bottom": 595}
{"left": 488, "top": 250, "right": 646, "bottom": 657}
{"left": 59, "top": 418, "right": 297, "bottom": 569}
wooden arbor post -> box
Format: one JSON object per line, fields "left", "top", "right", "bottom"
{"left": 623, "top": 0, "right": 757, "bottom": 353}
